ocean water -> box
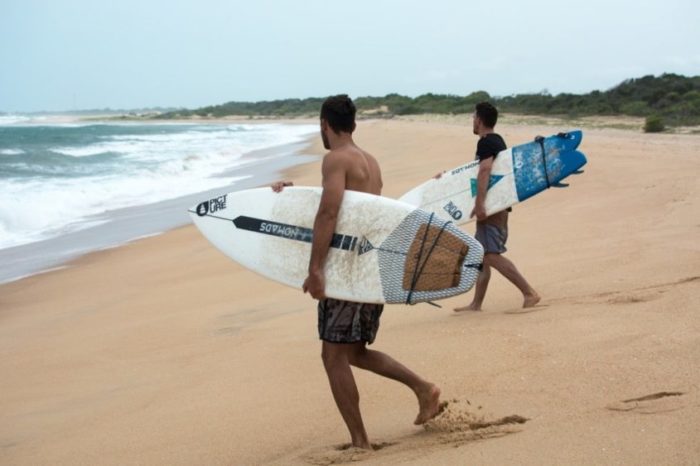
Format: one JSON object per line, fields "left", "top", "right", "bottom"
{"left": 0, "top": 118, "right": 317, "bottom": 282}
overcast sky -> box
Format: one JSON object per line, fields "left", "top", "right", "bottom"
{"left": 2, "top": 0, "right": 699, "bottom": 112}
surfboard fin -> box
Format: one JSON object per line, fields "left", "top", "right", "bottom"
{"left": 572, "top": 169, "right": 585, "bottom": 175}
{"left": 551, "top": 182, "right": 569, "bottom": 188}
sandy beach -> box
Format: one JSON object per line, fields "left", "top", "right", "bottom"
{"left": 1, "top": 117, "right": 699, "bottom": 465}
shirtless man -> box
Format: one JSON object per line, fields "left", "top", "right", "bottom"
{"left": 272, "top": 95, "right": 441, "bottom": 449}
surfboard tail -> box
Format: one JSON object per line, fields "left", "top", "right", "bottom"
{"left": 554, "top": 130, "right": 583, "bottom": 151}
{"left": 514, "top": 149, "right": 587, "bottom": 202}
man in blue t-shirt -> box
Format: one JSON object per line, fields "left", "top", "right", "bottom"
{"left": 454, "top": 102, "right": 540, "bottom": 311}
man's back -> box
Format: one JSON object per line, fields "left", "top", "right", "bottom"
{"left": 328, "top": 144, "right": 382, "bottom": 196}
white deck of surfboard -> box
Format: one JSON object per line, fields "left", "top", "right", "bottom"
{"left": 399, "top": 150, "right": 518, "bottom": 224}
{"left": 189, "top": 187, "right": 483, "bottom": 304}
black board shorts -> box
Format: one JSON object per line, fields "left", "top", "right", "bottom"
{"left": 317, "top": 298, "right": 384, "bottom": 345}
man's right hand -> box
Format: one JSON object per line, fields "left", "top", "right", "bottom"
{"left": 470, "top": 202, "right": 487, "bottom": 221}
{"left": 271, "top": 180, "right": 293, "bottom": 192}
{"left": 303, "top": 269, "right": 326, "bottom": 300}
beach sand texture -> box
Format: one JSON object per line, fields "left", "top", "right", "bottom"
{"left": 1, "top": 118, "right": 699, "bottom": 465}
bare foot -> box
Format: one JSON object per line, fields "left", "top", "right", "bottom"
{"left": 454, "top": 303, "right": 482, "bottom": 312}
{"left": 414, "top": 385, "right": 442, "bottom": 425}
{"left": 351, "top": 440, "right": 372, "bottom": 450}
{"left": 523, "top": 293, "right": 541, "bottom": 308}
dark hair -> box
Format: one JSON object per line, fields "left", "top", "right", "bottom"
{"left": 320, "top": 94, "right": 356, "bottom": 133}
{"left": 475, "top": 101, "right": 498, "bottom": 128}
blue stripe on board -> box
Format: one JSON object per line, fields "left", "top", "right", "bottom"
{"left": 470, "top": 175, "right": 504, "bottom": 197}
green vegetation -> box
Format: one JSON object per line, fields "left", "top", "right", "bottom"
{"left": 644, "top": 115, "right": 665, "bottom": 133}
{"left": 157, "top": 74, "right": 700, "bottom": 128}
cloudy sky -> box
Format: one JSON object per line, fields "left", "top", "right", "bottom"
{"left": 2, "top": 0, "right": 699, "bottom": 112}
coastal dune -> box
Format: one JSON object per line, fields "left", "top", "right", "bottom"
{"left": 1, "top": 118, "right": 699, "bottom": 465}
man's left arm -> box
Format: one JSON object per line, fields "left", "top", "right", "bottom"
{"left": 471, "top": 156, "right": 494, "bottom": 221}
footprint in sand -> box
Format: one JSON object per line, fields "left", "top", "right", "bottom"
{"left": 504, "top": 304, "right": 549, "bottom": 314}
{"left": 302, "top": 442, "right": 396, "bottom": 465}
{"left": 561, "top": 275, "right": 700, "bottom": 307}
{"left": 214, "top": 326, "right": 242, "bottom": 336}
{"left": 606, "top": 391, "right": 686, "bottom": 414}
{"left": 606, "top": 291, "right": 664, "bottom": 305}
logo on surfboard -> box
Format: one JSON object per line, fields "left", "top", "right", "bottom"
{"left": 232, "top": 216, "right": 362, "bottom": 253}
{"left": 440, "top": 175, "right": 504, "bottom": 220}
{"left": 442, "top": 201, "right": 463, "bottom": 220}
{"left": 196, "top": 195, "right": 228, "bottom": 216}
{"left": 357, "top": 237, "right": 374, "bottom": 255}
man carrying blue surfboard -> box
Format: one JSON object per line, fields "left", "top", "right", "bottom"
{"left": 453, "top": 102, "right": 541, "bottom": 312}
{"left": 272, "top": 95, "right": 442, "bottom": 449}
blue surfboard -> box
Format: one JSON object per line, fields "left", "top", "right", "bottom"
{"left": 399, "top": 131, "right": 587, "bottom": 224}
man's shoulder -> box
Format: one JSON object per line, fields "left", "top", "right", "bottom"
{"left": 325, "top": 145, "right": 373, "bottom": 164}
{"left": 476, "top": 133, "right": 506, "bottom": 160}
{"left": 323, "top": 148, "right": 349, "bottom": 164}
{"left": 321, "top": 148, "right": 356, "bottom": 175}
{"left": 484, "top": 132, "right": 506, "bottom": 145}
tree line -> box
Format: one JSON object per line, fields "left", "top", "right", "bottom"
{"left": 158, "top": 74, "right": 700, "bottom": 129}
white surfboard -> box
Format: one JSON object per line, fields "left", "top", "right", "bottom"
{"left": 399, "top": 131, "right": 587, "bottom": 224}
{"left": 189, "top": 187, "right": 484, "bottom": 304}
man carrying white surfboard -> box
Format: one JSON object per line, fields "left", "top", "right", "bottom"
{"left": 453, "top": 102, "right": 540, "bottom": 312}
{"left": 272, "top": 95, "right": 442, "bottom": 449}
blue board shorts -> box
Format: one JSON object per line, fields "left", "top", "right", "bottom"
{"left": 318, "top": 298, "right": 384, "bottom": 345}
{"left": 475, "top": 223, "right": 508, "bottom": 254}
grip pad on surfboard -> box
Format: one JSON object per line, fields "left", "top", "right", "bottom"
{"left": 402, "top": 224, "right": 468, "bottom": 291}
